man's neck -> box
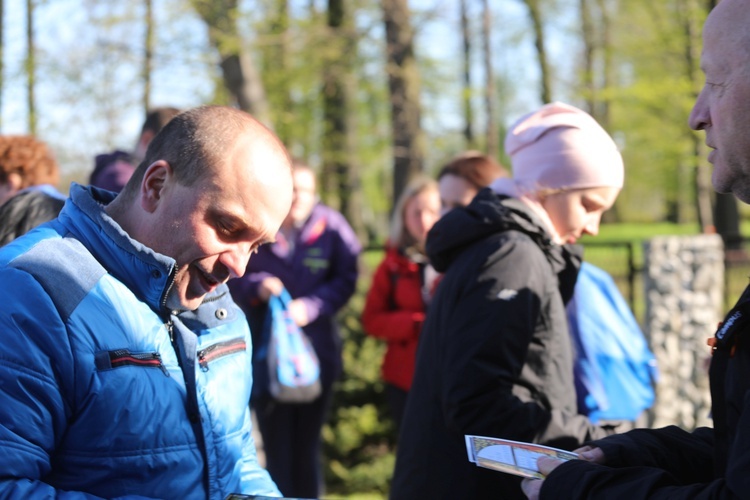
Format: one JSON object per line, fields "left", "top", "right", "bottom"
{"left": 104, "top": 195, "right": 137, "bottom": 240}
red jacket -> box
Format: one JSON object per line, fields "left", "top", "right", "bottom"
{"left": 362, "top": 247, "right": 427, "bottom": 391}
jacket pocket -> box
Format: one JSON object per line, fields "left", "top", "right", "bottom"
{"left": 95, "top": 348, "right": 169, "bottom": 377}
{"left": 198, "top": 337, "right": 247, "bottom": 372}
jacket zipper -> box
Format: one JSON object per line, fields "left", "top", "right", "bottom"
{"left": 198, "top": 338, "right": 247, "bottom": 372}
{"left": 109, "top": 349, "right": 169, "bottom": 377}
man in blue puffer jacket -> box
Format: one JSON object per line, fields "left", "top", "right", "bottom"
{"left": 0, "top": 106, "right": 293, "bottom": 499}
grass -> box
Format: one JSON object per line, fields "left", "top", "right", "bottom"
{"left": 583, "top": 221, "right": 750, "bottom": 320}
{"left": 587, "top": 221, "right": 701, "bottom": 243}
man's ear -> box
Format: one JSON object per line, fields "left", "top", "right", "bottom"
{"left": 140, "top": 160, "right": 172, "bottom": 213}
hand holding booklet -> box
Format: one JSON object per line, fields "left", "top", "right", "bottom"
{"left": 465, "top": 435, "right": 579, "bottom": 479}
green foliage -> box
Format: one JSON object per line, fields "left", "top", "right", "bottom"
{"left": 601, "top": 1, "right": 708, "bottom": 223}
{"left": 323, "top": 256, "right": 397, "bottom": 497}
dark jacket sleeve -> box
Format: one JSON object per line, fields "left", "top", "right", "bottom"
{"left": 540, "top": 425, "right": 748, "bottom": 499}
{"left": 436, "top": 233, "right": 604, "bottom": 446}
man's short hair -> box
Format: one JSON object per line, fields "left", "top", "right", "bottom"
{"left": 0, "top": 135, "right": 59, "bottom": 189}
{"left": 124, "top": 106, "right": 261, "bottom": 195}
{"left": 140, "top": 107, "right": 181, "bottom": 136}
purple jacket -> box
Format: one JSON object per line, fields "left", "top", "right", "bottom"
{"left": 228, "top": 203, "right": 361, "bottom": 384}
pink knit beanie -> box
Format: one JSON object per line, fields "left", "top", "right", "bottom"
{"left": 501, "top": 102, "right": 623, "bottom": 194}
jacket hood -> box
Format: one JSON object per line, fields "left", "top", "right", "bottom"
{"left": 426, "top": 188, "right": 582, "bottom": 302}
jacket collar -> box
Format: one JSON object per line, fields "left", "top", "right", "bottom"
{"left": 426, "top": 188, "right": 582, "bottom": 302}
{"left": 60, "top": 183, "right": 175, "bottom": 313}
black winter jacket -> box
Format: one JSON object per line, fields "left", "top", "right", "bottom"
{"left": 541, "top": 286, "right": 750, "bottom": 499}
{"left": 390, "top": 189, "right": 612, "bottom": 500}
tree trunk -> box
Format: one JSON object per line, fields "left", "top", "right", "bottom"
{"left": 715, "top": 193, "right": 742, "bottom": 248}
{"left": 522, "top": 0, "right": 551, "bottom": 104}
{"left": 322, "top": 0, "right": 366, "bottom": 242}
{"left": 143, "top": 0, "right": 153, "bottom": 114}
{"left": 268, "top": 0, "right": 292, "bottom": 145}
{"left": 579, "top": 0, "right": 596, "bottom": 116}
{"left": 460, "top": 0, "right": 474, "bottom": 147}
{"left": 192, "top": 0, "right": 272, "bottom": 128}
{"left": 595, "top": 0, "right": 612, "bottom": 128}
{"left": 382, "top": 0, "right": 424, "bottom": 208}
{"left": 26, "top": 0, "right": 35, "bottom": 135}
{"left": 481, "top": 0, "right": 498, "bottom": 157}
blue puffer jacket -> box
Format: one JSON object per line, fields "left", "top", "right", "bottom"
{"left": 0, "top": 184, "right": 280, "bottom": 499}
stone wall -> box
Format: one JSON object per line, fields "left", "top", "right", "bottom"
{"left": 643, "top": 234, "right": 724, "bottom": 429}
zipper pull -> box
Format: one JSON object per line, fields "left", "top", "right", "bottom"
{"left": 153, "top": 352, "right": 170, "bottom": 377}
{"left": 198, "top": 349, "right": 210, "bottom": 372}
{"left": 166, "top": 319, "right": 174, "bottom": 343}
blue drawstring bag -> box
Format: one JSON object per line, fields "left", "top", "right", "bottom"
{"left": 567, "top": 263, "right": 659, "bottom": 423}
{"left": 259, "top": 288, "right": 321, "bottom": 403}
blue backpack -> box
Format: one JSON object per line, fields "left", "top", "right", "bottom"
{"left": 566, "top": 263, "right": 658, "bottom": 423}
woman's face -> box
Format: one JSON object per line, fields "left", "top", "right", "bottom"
{"left": 540, "top": 186, "right": 620, "bottom": 244}
{"left": 439, "top": 174, "right": 478, "bottom": 215}
{"left": 404, "top": 188, "right": 441, "bottom": 245}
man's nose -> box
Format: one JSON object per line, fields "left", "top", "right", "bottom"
{"left": 222, "top": 243, "right": 253, "bottom": 280}
{"left": 689, "top": 88, "right": 709, "bottom": 131}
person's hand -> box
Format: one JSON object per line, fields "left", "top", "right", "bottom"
{"left": 574, "top": 445, "right": 605, "bottom": 464}
{"left": 288, "top": 299, "right": 309, "bottom": 327}
{"left": 521, "top": 456, "right": 565, "bottom": 500}
{"left": 258, "top": 277, "right": 284, "bottom": 302}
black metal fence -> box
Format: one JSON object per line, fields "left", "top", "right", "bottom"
{"left": 364, "top": 238, "right": 748, "bottom": 327}
{"left": 585, "top": 238, "right": 750, "bottom": 324}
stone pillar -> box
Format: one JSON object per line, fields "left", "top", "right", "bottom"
{"left": 644, "top": 235, "right": 723, "bottom": 430}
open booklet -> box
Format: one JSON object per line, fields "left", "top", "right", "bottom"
{"left": 465, "top": 435, "right": 579, "bottom": 479}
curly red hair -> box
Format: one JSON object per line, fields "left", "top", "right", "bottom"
{"left": 0, "top": 135, "right": 59, "bottom": 189}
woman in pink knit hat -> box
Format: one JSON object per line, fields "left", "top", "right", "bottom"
{"left": 390, "top": 102, "right": 624, "bottom": 500}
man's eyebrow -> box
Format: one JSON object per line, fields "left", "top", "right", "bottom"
{"left": 214, "top": 207, "right": 250, "bottom": 227}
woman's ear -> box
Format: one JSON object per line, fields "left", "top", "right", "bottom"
{"left": 140, "top": 160, "right": 172, "bottom": 213}
{"left": 6, "top": 171, "right": 23, "bottom": 191}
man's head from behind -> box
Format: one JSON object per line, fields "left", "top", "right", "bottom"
{"left": 134, "top": 106, "right": 181, "bottom": 161}
{"left": 109, "top": 106, "right": 293, "bottom": 312}
{"left": 0, "top": 135, "right": 59, "bottom": 206}
{"left": 689, "top": 0, "right": 750, "bottom": 202}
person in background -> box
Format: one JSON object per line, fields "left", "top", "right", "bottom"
{"left": 90, "top": 106, "right": 181, "bottom": 193}
{"left": 0, "top": 189, "right": 64, "bottom": 246}
{"left": 436, "top": 148, "right": 655, "bottom": 430}
{"left": 228, "top": 159, "right": 361, "bottom": 499}
{"left": 522, "top": 1, "right": 750, "bottom": 497}
{"left": 0, "top": 135, "right": 66, "bottom": 246}
{"left": 0, "top": 135, "right": 61, "bottom": 206}
{"left": 0, "top": 105, "right": 291, "bottom": 499}
{"left": 390, "top": 102, "right": 624, "bottom": 499}
{"left": 362, "top": 176, "right": 441, "bottom": 428}
{"left": 88, "top": 149, "right": 136, "bottom": 194}
{"left": 437, "top": 150, "right": 508, "bottom": 215}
